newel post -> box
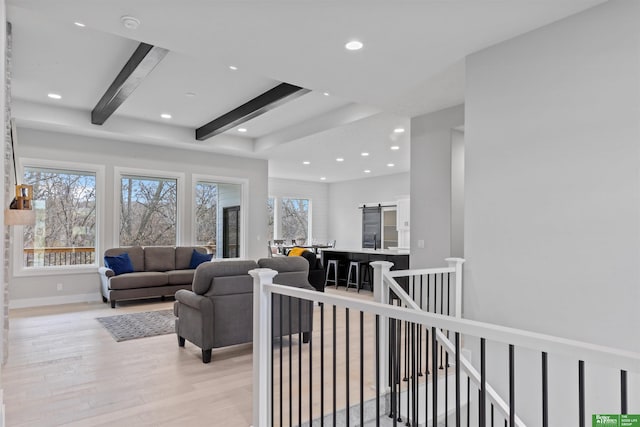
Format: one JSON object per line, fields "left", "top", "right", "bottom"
{"left": 445, "top": 258, "right": 465, "bottom": 318}
{"left": 371, "top": 260, "right": 394, "bottom": 391}
{"left": 250, "top": 268, "right": 278, "bottom": 427}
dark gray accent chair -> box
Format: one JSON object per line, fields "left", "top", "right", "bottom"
{"left": 174, "top": 257, "right": 314, "bottom": 363}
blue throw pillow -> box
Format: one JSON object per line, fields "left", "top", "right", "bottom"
{"left": 189, "top": 249, "right": 213, "bottom": 269}
{"left": 104, "top": 253, "right": 135, "bottom": 276}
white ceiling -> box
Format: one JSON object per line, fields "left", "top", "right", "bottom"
{"left": 7, "top": 0, "right": 606, "bottom": 183}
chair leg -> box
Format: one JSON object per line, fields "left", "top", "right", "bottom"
{"left": 302, "top": 332, "right": 310, "bottom": 344}
{"left": 110, "top": 300, "right": 116, "bottom": 309}
{"left": 178, "top": 335, "right": 185, "bottom": 347}
{"left": 202, "top": 349, "right": 212, "bottom": 363}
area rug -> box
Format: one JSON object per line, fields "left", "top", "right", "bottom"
{"left": 97, "top": 309, "right": 175, "bottom": 342}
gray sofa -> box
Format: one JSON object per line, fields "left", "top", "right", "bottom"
{"left": 174, "top": 256, "right": 314, "bottom": 363}
{"left": 98, "top": 246, "right": 208, "bottom": 308}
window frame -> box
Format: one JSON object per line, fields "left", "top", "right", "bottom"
{"left": 192, "top": 174, "right": 248, "bottom": 259}
{"left": 13, "top": 158, "right": 105, "bottom": 277}
{"left": 114, "top": 167, "right": 185, "bottom": 248}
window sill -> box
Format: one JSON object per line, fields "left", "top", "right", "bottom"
{"left": 13, "top": 265, "right": 99, "bottom": 278}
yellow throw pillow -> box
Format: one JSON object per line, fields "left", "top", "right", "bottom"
{"left": 288, "top": 247, "right": 307, "bottom": 257}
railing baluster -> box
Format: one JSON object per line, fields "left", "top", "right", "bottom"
{"left": 298, "top": 300, "right": 302, "bottom": 427}
{"left": 376, "top": 314, "right": 380, "bottom": 427}
{"left": 509, "top": 344, "right": 515, "bottom": 427}
{"left": 289, "top": 296, "right": 293, "bottom": 427}
{"left": 271, "top": 295, "right": 275, "bottom": 427}
{"left": 467, "top": 375, "right": 470, "bottom": 427}
{"left": 309, "top": 300, "right": 312, "bottom": 427}
{"left": 397, "top": 306, "right": 402, "bottom": 423}
{"left": 280, "top": 294, "right": 284, "bottom": 427}
{"left": 346, "top": 308, "right": 350, "bottom": 427}
{"left": 491, "top": 403, "right": 494, "bottom": 427}
{"left": 439, "top": 273, "right": 444, "bottom": 369}
{"left": 412, "top": 322, "right": 417, "bottom": 426}
{"left": 360, "top": 311, "right": 364, "bottom": 427}
{"left": 455, "top": 332, "right": 461, "bottom": 427}
{"left": 542, "top": 352, "right": 548, "bottom": 427}
{"left": 333, "top": 305, "right": 337, "bottom": 427}
{"left": 445, "top": 347, "right": 449, "bottom": 427}
{"left": 621, "top": 370, "right": 628, "bottom": 415}
{"left": 432, "top": 326, "right": 438, "bottom": 427}
{"left": 321, "top": 302, "right": 325, "bottom": 427}
{"left": 480, "top": 338, "right": 486, "bottom": 427}
{"left": 578, "top": 360, "right": 585, "bottom": 427}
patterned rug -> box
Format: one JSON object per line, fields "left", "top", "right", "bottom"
{"left": 97, "top": 309, "right": 175, "bottom": 342}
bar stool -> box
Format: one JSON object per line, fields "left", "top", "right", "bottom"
{"left": 324, "top": 259, "right": 339, "bottom": 288}
{"left": 346, "top": 261, "right": 361, "bottom": 291}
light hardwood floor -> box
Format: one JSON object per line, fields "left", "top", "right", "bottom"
{"left": 2, "top": 288, "right": 384, "bottom": 427}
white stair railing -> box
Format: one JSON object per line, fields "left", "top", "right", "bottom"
{"left": 251, "top": 263, "right": 640, "bottom": 427}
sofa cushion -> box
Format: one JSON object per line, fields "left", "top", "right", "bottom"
{"left": 189, "top": 250, "right": 213, "bottom": 269}
{"left": 105, "top": 246, "right": 144, "bottom": 272}
{"left": 144, "top": 246, "right": 176, "bottom": 272}
{"left": 259, "top": 256, "right": 309, "bottom": 273}
{"left": 175, "top": 246, "right": 207, "bottom": 270}
{"left": 208, "top": 275, "right": 254, "bottom": 296}
{"left": 167, "top": 269, "right": 196, "bottom": 285}
{"left": 108, "top": 272, "right": 168, "bottom": 290}
{"left": 104, "top": 253, "right": 134, "bottom": 276}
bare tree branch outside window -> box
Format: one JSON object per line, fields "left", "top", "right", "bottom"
{"left": 120, "top": 175, "right": 177, "bottom": 246}
{"left": 267, "top": 197, "right": 274, "bottom": 241}
{"left": 23, "top": 167, "right": 96, "bottom": 267}
{"left": 280, "top": 198, "right": 309, "bottom": 243}
{"left": 195, "top": 182, "right": 217, "bottom": 246}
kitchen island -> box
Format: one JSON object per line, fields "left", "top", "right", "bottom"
{"left": 320, "top": 248, "right": 410, "bottom": 290}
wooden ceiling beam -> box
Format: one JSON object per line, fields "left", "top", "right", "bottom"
{"left": 195, "top": 82, "right": 310, "bottom": 141}
{"left": 91, "top": 43, "right": 169, "bottom": 125}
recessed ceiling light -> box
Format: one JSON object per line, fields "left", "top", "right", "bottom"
{"left": 323, "top": 92, "right": 330, "bottom": 96}
{"left": 303, "top": 161, "right": 310, "bottom": 165}
{"left": 361, "top": 152, "right": 369, "bottom": 157}
{"left": 390, "top": 146, "right": 400, "bottom": 151}
{"left": 74, "top": 22, "right": 86, "bottom": 27}
{"left": 237, "top": 128, "right": 247, "bottom": 133}
{"left": 345, "top": 40, "right": 363, "bottom": 51}
{"left": 320, "top": 177, "right": 326, "bottom": 181}
{"left": 364, "top": 169, "right": 371, "bottom": 174}
{"left": 394, "top": 128, "right": 405, "bottom": 133}
{"left": 120, "top": 15, "right": 140, "bottom": 30}
{"left": 229, "top": 65, "right": 238, "bottom": 71}
{"left": 387, "top": 163, "right": 395, "bottom": 167}
{"left": 336, "top": 157, "right": 344, "bottom": 162}
{"left": 160, "top": 113, "right": 172, "bottom": 119}
{"left": 185, "top": 92, "right": 196, "bottom": 97}
{"left": 47, "top": 93, "right": 62, "bottom": 100}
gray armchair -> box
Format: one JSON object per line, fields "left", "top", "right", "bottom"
{"left": 174, "top": 257, "right": 314, "bottom": 363}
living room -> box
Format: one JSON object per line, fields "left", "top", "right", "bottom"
{"left": 2, "top": 0, "right": 639, "bottom": 425}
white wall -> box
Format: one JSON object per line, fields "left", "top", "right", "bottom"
{"left": 10, "top": 127, "right": 268, "bottom": 306}
{"left": 410, "top": 105, "right": 464, "bottom": 268}
{"left": 465, "top": 0, "right": 640, "bottom": 422}
{"left": 450, "top": 129, "right": 465, "bottom": 258}
{"left": 328, "top": 172, "right": 409, "bottom": 249}
{"left": 268, "top": 177, "right": 329, "bottom": 243}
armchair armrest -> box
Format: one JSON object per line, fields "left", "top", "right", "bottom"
{"left": 175, "top": 289, "right": 213, "bottom": 312}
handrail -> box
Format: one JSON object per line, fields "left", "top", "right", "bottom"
{"left": 23, "top": 247, "right": 95, "bottom": 254}
{"left": 263, "top": 282, "right": 640, "bottom": 373}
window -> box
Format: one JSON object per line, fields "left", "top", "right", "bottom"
{"left": 23, "top": 167, "right": 97, "bottom": 267}
{"left": 195, "top": 182, "right": 218, "bottom": 249}
{"left": 120, "top": 175, "right": 177, "bottom": 246}
{"left": 267, "top": 198, "right": 274, "bottom": 241}
{"left": 194, "top": 180, "right": 242, "bottom": 258}
{"left": 280, "top": 198, "right": 309, "bottom": 243}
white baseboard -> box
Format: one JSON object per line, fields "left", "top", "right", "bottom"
{"left": 9, "top": 293, "right": 102, "bottom": 309}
